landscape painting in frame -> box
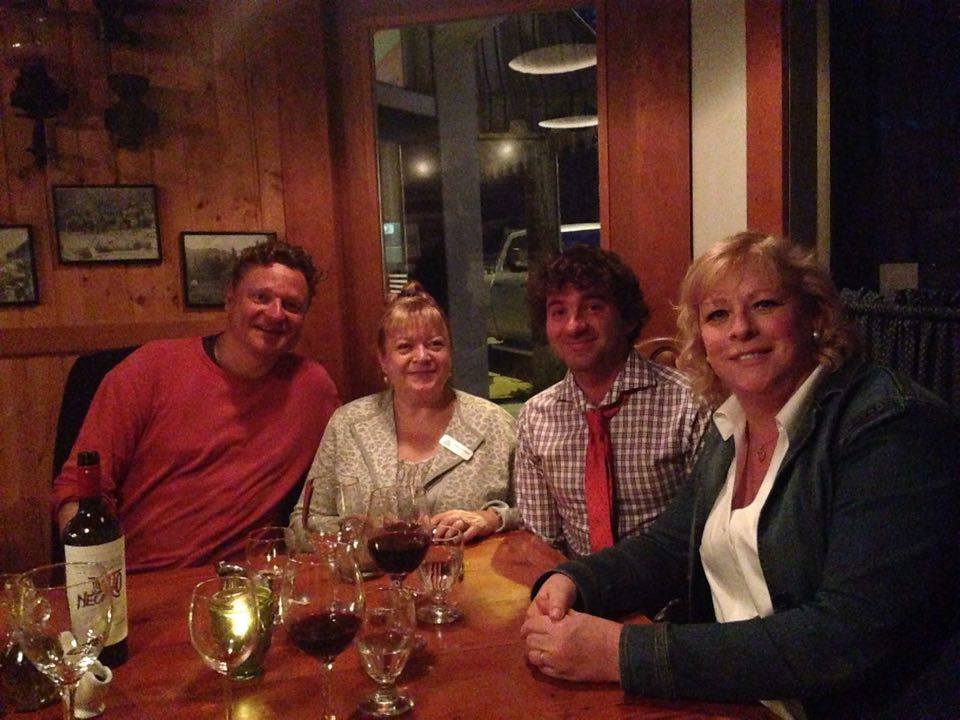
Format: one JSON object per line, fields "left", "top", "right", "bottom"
{"left": 53, "top": 185, "right": 161, "bottom": 263}
{"left": 0, "top": 225, "right": 39, "bottom": 305}
{"left": 181, "top": 231, "right": 275, "bottom": 307}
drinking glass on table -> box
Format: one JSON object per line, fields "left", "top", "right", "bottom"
{"left": 188, "top": 575, "right": 260, "bottom": 719}
{"left": 283, "top": 539, "right": 364, "bottom": 720}
{"left": 334, "top": 476, "right": 379, "bottom": 578}
{"left": 417, "top": 526, "right": 464, "bottom": 624}
{"left": 244, "top": 525, "right": 295, "bottom": 620}
{"left": 0, "top": 573, "right": 57, "bottom": 714}
{"left": 356, "top": 586, "right": 416, "bottom": 717}
{"left": 366, "top": 484, "right": 430, "bottom": 589}
{"left": 16, "top": 562, "right": 112, "bottom": 720}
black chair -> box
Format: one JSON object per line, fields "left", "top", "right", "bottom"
{"left": 51, "top": 346, "right": 139, "bottom": 560}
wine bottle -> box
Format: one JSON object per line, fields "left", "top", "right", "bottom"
{"left": 62, "top": 450, "right": 128, "bottom": 667}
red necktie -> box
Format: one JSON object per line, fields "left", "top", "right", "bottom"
{"left": 584, "top": 398, "right": 626, "bottom": 552}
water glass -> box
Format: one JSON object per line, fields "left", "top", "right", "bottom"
{"left": 356, "top": 586, "right": 416, "bottom": 717}
{"left": 416, "top": 526, "right": 464, "bottom": 624}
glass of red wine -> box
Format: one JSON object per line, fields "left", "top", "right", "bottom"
{"left": 365, "top": 484, "right": 431, "bottom": 589}
{"left": 283, "top": 538, "right": 364, "bottom": 720}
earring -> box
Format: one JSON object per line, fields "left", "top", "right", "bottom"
{"left": 812, "top": 329, "right": 821, "bottom": 342}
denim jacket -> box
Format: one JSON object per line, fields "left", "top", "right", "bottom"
{"left": 548, "top": 360, "right": 960, "bottom": 719}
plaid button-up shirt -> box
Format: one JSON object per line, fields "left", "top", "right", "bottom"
{"left": 516, "top": 350, "right": 710, "bottom": 557}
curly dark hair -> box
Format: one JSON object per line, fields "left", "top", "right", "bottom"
{"left": 229, "top": 241, "right": 318, "bottom": 301}
{"left": 528, "top": 244, "right": 650, "bottom": 343}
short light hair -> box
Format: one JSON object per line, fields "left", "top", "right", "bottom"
{"left": 676, "top": 232, "right": 858, "bottom": 406}
{"left": 377, "top": 281, "right": 451, "bottom": 354}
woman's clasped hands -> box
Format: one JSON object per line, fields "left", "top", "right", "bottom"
{"left": 429, "top": 508, "right": 500, "bottom": 542}
{"left": 520, "top": 574, "right": 621, "bottom": 683}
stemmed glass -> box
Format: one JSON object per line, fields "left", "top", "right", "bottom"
{"left": 417, "top": 526, "right": 464, "bottom": 624}
{"left": 356, "top": 586, "right": 416, "bottom": 717}
{"left": 188, "top": 575, "right": 261, "bottom": 719}
{"left": 283, "top": 538, "right": 364, "bottom": 720}
{"left": 334, "top": 476, "right": 379, "bottom": 578}
{"left": 365, "top": 484, "right": 431, "bottom": 589}
{"left": 16, "top": 562, "right": 113, "bottom": 720}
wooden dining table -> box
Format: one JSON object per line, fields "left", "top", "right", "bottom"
{"left": 24, "top": 531, "right": 772, "bottom": 719}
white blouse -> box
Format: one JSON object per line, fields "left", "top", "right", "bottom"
{"left": 700, "top": 366, "right": 825, "bottom": 720}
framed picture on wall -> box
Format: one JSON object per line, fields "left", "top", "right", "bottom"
{"left": 180, "top": 231, "right": 276, "bottom": 308}
{"left": 0, "top": 225, "right": 39, "bottom": 305}
{"left": 53, "top": 185, "right": 161, "bottom": 264}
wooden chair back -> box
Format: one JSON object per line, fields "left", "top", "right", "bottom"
{"left": 635, "top": 336, "right": 680, "bottom": 367}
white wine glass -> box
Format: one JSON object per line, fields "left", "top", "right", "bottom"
{"left": 416, "top": 526, "right": 464, "bottom": 624}
{"left": 16, "top": 562, "right": 112, "bottom": 720}
{"left": 356, "top": 586, "right": 416, "bottom": 717}
{"left": 187, "top": 576, "right": 260, "bottom": 719}
{"left": 283, "top": 539, "right": 364, "bottom": 720}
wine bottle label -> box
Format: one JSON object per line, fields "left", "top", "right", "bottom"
{"left": 64, "top": 537, "right": 128, "bottom": 646}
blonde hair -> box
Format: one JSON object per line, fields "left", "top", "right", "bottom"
{"left": 676, "top": 232, "right": 858, "bottom": 406}
{"left": 377, "top": 281, "right": 451, "bottom": 354}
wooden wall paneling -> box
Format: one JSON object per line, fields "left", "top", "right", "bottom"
{"left": 210, "top": 3, "right": 262, "bottom": 232}
{"left": 148, "top": 4, "right": 206, "bottom": 316}
{"left": 0, "top": 16, "right": 55, "bottom": 330}
{"left": 243, "top": 13, "right": 286, "bottom": 240}
{"left": 328, "top": 2, "right": 383, "bottom": 398}
{"left": 274, "top": 0, "right": 348, "bottom": 391}
{"left": 745, "top": 0, "right": 786, "bottom": 236}
{"left": 601, "top": 0, "right": 692, "bottom": 339}
{"left": 0, "top": 355, "right": 70, "bottom": 572}
{"left": 182, "top": 3, "right": 221, "bottom": 231}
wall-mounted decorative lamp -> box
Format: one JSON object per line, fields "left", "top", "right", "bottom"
{"left": 104, "top": 72, "right": 158, "bottom": 150}
{"left": 5, "top": 0, "right": 69, "bottom": 168}
{"left": 508, "top": 44, "right": 596, "bottom": 75}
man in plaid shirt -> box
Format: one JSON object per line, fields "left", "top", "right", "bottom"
{"left": 516, "top": 246, "right": 709, "bottom": 557}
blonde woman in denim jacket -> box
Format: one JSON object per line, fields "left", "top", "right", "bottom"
{"left": 521, "top": 233, "right": 959, "bottom": 719}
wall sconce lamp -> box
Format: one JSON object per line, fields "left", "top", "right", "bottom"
{"left": 104, "top": 73, "right": 158, "bottom": 150}
{"left": 10, "top": 61, "right": 68, "bottom": 168}
{"left": 5, "top": 1, "right": 68, "bottom": 168}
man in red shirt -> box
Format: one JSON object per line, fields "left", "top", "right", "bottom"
{"left": 53, "top": 241, "right": 339, "bottom": 571}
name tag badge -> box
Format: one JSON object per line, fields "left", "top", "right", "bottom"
{"left": 439, "top": 434, "right": 473, "bottom": 461}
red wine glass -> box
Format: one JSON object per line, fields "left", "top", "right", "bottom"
{"left": 365, "top": 484, "right": 431, "bottom": 589}
{"left": 283, "top": 538, "right": 364, "bottom": 720}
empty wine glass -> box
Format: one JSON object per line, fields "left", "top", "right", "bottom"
{"left": 417, "top": 526, "right": 464, "bottom": 624}
{"left": 283, "top": 538, "right": 364, "bottom": 720}
{"left": 0, "top": 574, "right": 17, "bottom": 658}
{"left": 366, "top": 484, "right": 430, "bottom": 589}
{"left": 244, "top": 525, "right": 295, "bottom": 618}
{"left": 187, "top": 576, "right": 260, "bottom": 719}
{"left": 0, "top": 572, "right": 57, "bottom": 713}
{"left": 356, "top": 586, "right": 416, "bottom": 717}
{"left": 16, "top": 562, "right": 112, "bottom": 720}
{"left": 334, "top": 476, "right": 380, "bottom": 578}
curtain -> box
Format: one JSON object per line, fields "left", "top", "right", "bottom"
{"left": 841, "top": 289, "right": 960, "bottom": 410}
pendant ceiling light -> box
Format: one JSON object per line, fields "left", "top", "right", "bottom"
{"left": 538, "top": 115, "right": 598, "bottom": 130}
{"left": 508, "top": 43, "right": 596, "bottom": 75}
